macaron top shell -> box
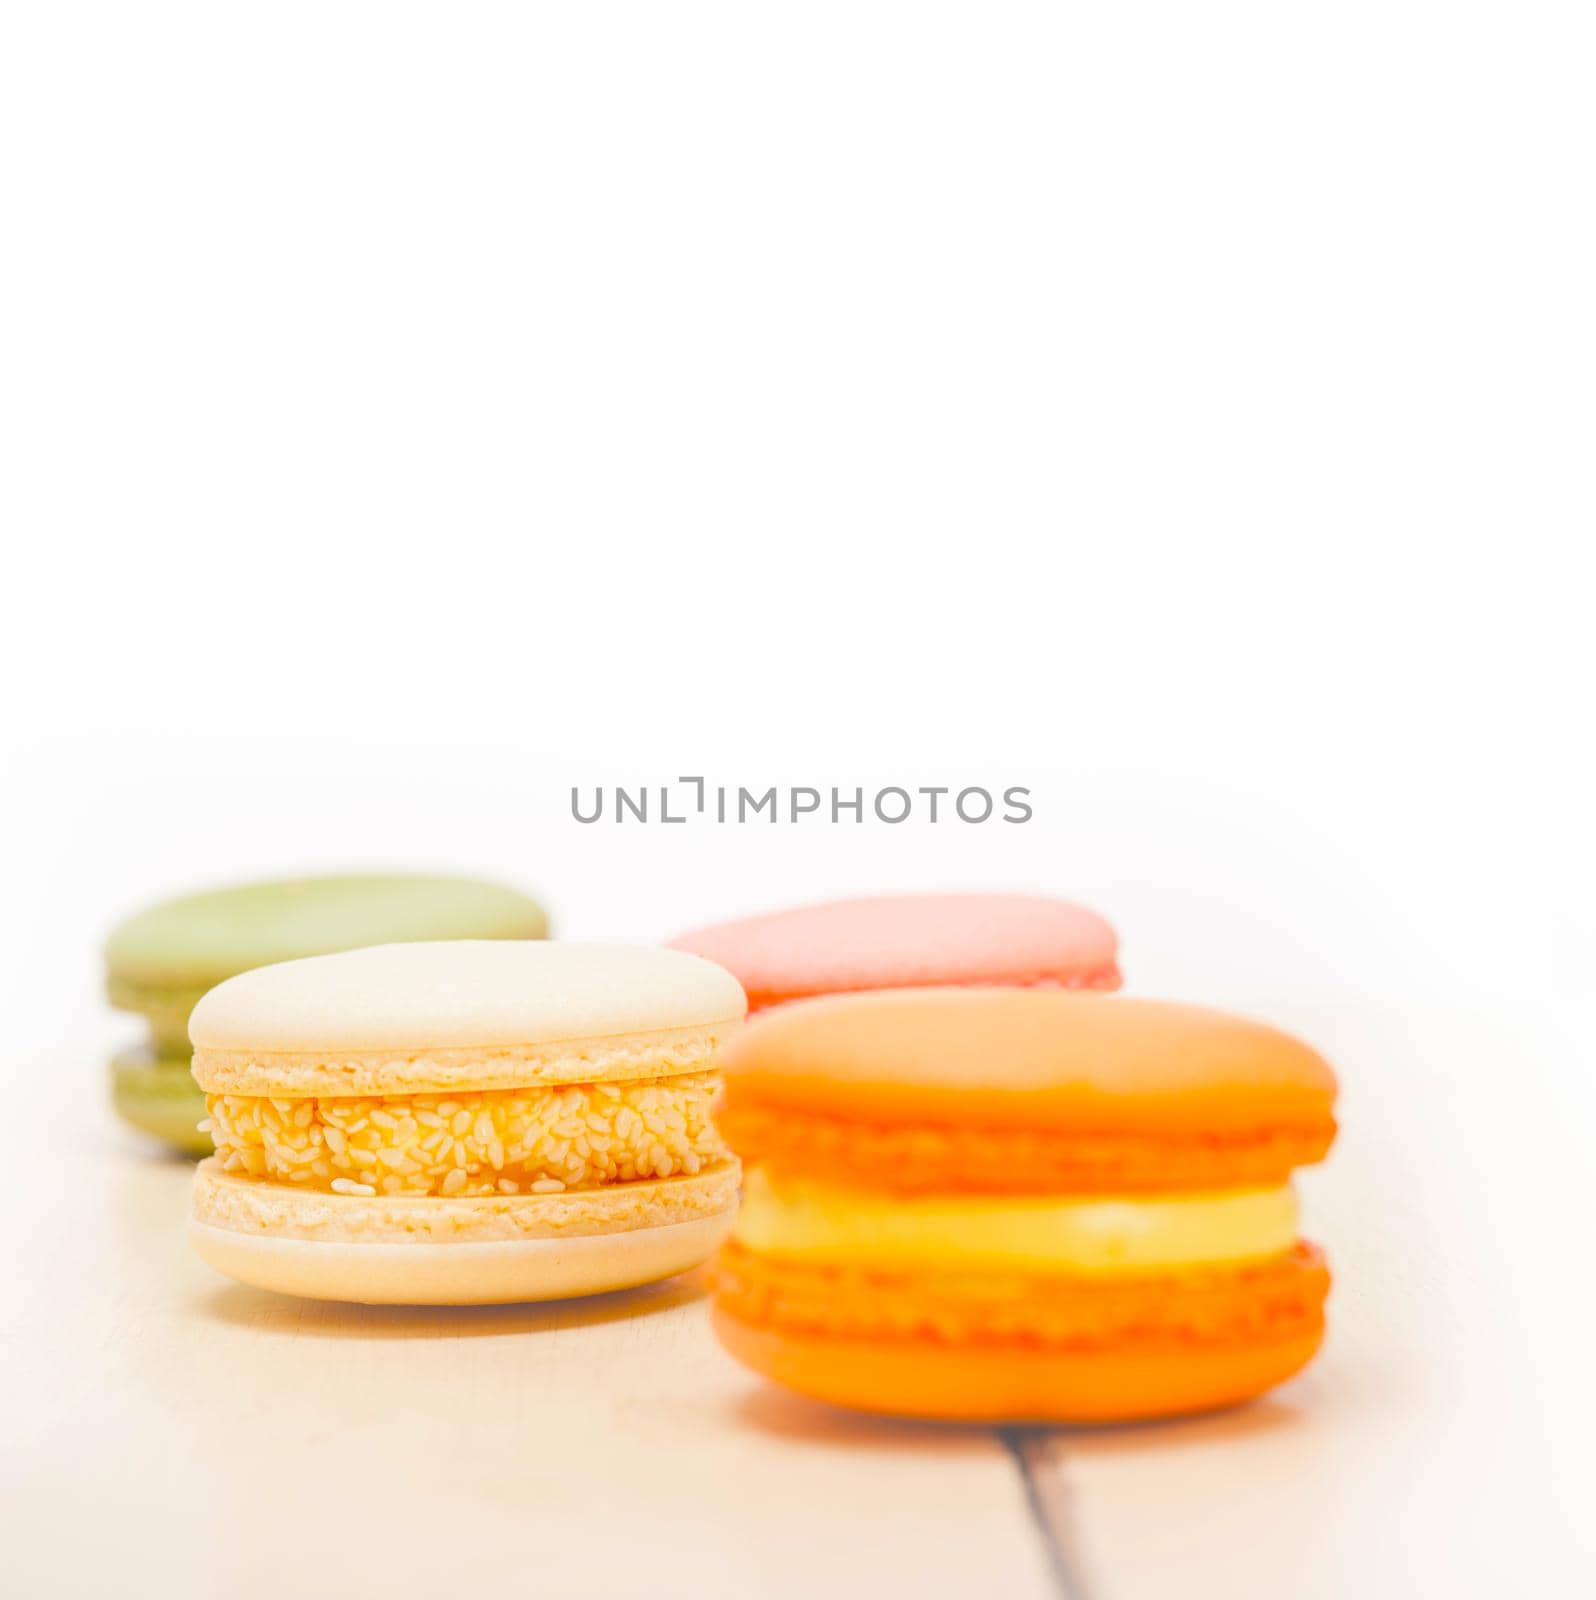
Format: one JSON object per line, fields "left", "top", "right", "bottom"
{"left": 669, "top": 893, "right": 1120, "bottom": 1006}
{"left": 191, "top": 940, "right": 746, "bottom": 1054}
{"left": 719, "top": 989, "right": 1336, "bottom": 1142}
{"left": 106, "top": 874, "right": 549, "bottom": 991}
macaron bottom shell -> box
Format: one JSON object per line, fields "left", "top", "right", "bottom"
{"left": 712, "top": 1304, "right": 1324, "bottom": 1423}
{"left": 190, "top": 1213, "right": 735, "bottom": 1305}
{"left": 711, "top": 1238, "right": 1329, "bottom": 1423}
{"left": 111, "top": 1050, "right": 210, "bottom": 1155}
{"left": 190, "top": 1157, "right": 741, "bottom": 1304}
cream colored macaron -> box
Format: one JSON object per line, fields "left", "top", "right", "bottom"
{"left": 188, "top": 941, "right": 746, "bottom": 1304}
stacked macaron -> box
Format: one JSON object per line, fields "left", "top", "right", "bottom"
{"left": 709, "top": 990, "right": 1337, "bottom": 1422}
{"left": 188, "top": 941, "right": 746, "bottom": 1303}
{"left": 104, "top": 874, "right": 548, "bottom": 1153}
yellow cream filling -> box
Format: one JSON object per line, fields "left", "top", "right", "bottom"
{"left": 734, "top": 1165, "right": 1299, "bottom": 1275}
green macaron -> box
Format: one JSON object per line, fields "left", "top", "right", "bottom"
{"left": 110, "top": 1046, "right": 212, "bottom": 1155}
{"left": 105, "top": 873, "right": 550, "bottom": 1150}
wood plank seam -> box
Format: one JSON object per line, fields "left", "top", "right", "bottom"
{"left": 998, "top": 1428, "right": 1093, "bottom": 1600}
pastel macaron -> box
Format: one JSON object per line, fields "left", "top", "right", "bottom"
{"left": 670, "top": 892, "right": 1121, "bottom": 1012}
{"left": 107, "top": 873, "right": 550, "bottom": 1049}
{"left": 104, "top": 873, "right": 548, "bottom": 1153}
{"left": 710, "top": 989, "right": 1337, "bottom": 1422}
{"left": 189, "top": 941, "right": 747, "bottom": 1304}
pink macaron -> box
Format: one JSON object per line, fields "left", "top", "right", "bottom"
{"left": 668, "top": 893, "right": 1121, "bottom": 1013}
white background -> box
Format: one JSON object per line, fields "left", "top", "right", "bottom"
{"left": 2, "top": 3, "right": 1591, "bottom": 1595}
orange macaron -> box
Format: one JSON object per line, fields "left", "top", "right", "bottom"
{"left": 710, "top": 989, "right": 1337, "bottom": 1423}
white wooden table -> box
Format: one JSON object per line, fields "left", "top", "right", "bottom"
{"left": 7, "top": 1002, "right": 1588, "bottom": 1597}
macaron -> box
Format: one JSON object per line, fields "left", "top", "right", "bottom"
{"left": 709, "top": 990, "right": 1337, "bottom": 1422}
{"left": 188, "top": 941, "right": 747, "bottom": 1304}
{"left": 104, "top": 873, "right": 548, "bottom": 1153}
{"left": 669, "top": 892, "right": 1121, "bottom": 1012}
{"left": 107, "top": 873, "right": 550, "bottom": 1049}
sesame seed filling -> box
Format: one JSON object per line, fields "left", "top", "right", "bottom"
{"left": 204, "top": 1072, "right": 727, "bottom": 1198}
